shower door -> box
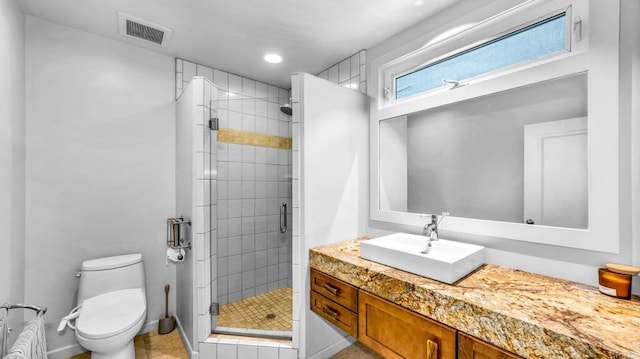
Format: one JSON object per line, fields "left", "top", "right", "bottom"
{"left": 210, "top": 92, "right": 293, "bottom": 339}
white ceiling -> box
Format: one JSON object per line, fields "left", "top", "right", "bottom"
{"left": 17, "top": 0, "right": 460, "bottom": 88}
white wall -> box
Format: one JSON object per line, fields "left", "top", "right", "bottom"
{"left": 24, "top": 17, "right": 176, "bottom": 357}
{"left": 293, "top": 73, "right": 368, "bottom": 359}
{"left": 366, "top": 0, "right": 640, "bottom": 294}
{"left": 0, "top": 0, "right": 26, "bottom": 344}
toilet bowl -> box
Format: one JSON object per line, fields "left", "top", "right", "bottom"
{"left": 75, "top": 289, "right": 146, "bottom": 359}
{"left": 59, "top": 254, "right": 147, "bottom": 359}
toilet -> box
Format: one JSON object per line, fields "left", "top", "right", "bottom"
{"left": 59, "top": 254, "right": 147, "bottom": 359}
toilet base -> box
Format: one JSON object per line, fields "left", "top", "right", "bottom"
{"left": 89, "top": 341, "right": 134, "bottom": 359}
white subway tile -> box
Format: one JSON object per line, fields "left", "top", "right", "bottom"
{"left": 350, "top": 76, "right": 360, "bottom": 91}
{"left": 242, "top": 181, "right": 255, "bottom": 199}
{"left": 292, "top": 150, "right": 299, "bottom": 180}
{"left": 228, "top": 110, "right": 242, "bottom": 130}
{"left": 255, "top": 181, "right": 267, "bottom": 198}
{"left": 228, "top": 144, "right": 242, "bottom": 162}
{"left": 256, "top": 82, "right": 268, "bottom": 98}
{"left": 218, "top": 182, "right": 228, "bottom": 202}
{"left": 242, "top": 199, "right": 255, "bottom": 217}
{"left": 196, "top": 260, "right": 205, "bottom": 287}
{"left": 197, "top": 65, "right": 214, "bottom": 82}
{"left": 267, "top": 119, "right": 279, "bottom": 136}
{"left": 328, "top": 65, "right": 339, "bottom": 83}
{"left": 360, "top": 49, "right": 366, "bottom": 63}
{"left": 279, "top": 348, "right": 297, "bottom": 359}
{"left": 204, "top": 257, "right": 211, "bottom": 285}
{"left": 279, "top": 88, "right": 289, "bottom": 106}
{"left": 242, "top": 78, "right": 256, "bottom": 97}
{"left": 292, "top": 320, "right": 300, "bottom": 349}
{"left": 318, "top": 70, "right": 328, "bottom": 80}
{"left": 199, "top": 342, "right": 217, "bottom": 359}
{"left": 183, "top": 61, "right": 196, "bottom": 82}
{"left": 217, "top": 344, "right": 237, "bottom": 359}
{"left": 256, "top": 99, "right": 268, "bottom": 118}
{"left": 360, "top": 63, "right": 367, "bottom": 79}
{"left": 229, "top": 74, "right": 242, "bottom": 94}
{"left": 214, "top": 69, "right": 229, "bottom": 90}
{"left": 238, "top": 345, "right": 258, "bottom": 359}
{"left": 267, "top": 102, "right": 279, "bottom": 120}
{"left": 278, "top": 121, "right": 289, "bottom": 137}
{"left": 339, "top": 58, "right": 351, "bottom": 83}
{"left": 242, "top": 145, "right": 255, "bottom": 163}
{"left": 292, "top": 291, "right": 300, "bottom": 321}
{"left": 267, "top": 85, "right": 280, "bottom": 103}
{"left": 292, "top": 103, "right": 300, "bottom": 124}
{"left": 243, "top": 98, "right": 256, "bottom": 115}
{"left": 228, "top": 199, "right": 242, "bottom": 218}
{"left": 292, "top": 208, "right": 300, "bottom": 236}
{"left": 195, "top": 234, "right": 205, "bottom": 261}
{"left": 242, "top": 114, "right": 256, "bottom": 132}
{"left": 228, "top": 162, "right": 242, "bottom": 181}
{"left": 176, "top": 58, "right": 183, "bottom": 73}
{"left": 350, "top": 53, "right": 360, "bottom": 78}
{"left": 257, "top": 346, "right": 278, "bottom": 359}
{"left": 255, "top": 147, "right": 267, "bottom": 164}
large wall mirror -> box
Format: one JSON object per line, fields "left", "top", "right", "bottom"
{"left": 369, "top": 0, "right": 620, "bottom": 254}
{"left": 380, "top": 74, "right": 588, "bottom": 229}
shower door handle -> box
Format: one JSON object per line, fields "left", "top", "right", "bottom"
{"left": 280, "top": 203, "right": 287, "bottom": 233}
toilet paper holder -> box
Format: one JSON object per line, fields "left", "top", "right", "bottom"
{"left": 167, "top": 217, "right": 192, "bottom": 250}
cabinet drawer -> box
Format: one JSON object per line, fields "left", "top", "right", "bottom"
{"left": 311, "top": 269, "right": 358, "bottom": 312}
{"left": 359, "top": 291, "right": 456, "bottom": 359}
{"left": 310, "top": 291, "right": 358, "bottom": 337}
{"left": 458, "top": 332, "right": 522, "bottom": 359}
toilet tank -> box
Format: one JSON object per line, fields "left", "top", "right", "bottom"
{"left": 77, "top": 253, "right": 145, "bottom": 304}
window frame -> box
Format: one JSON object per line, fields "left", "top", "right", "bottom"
{"left": 392, "top": 9, "right": 572, "bottom": 101}
{"left": 378, "top": 0, "right": 588, "bottom": 116}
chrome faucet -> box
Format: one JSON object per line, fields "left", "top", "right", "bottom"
{"left": 421, "top": 212, "right": 449, "bottom": 254}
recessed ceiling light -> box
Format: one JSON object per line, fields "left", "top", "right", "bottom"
{"left": 264, "top": 53, "right": 282, "bottom": 64}
{"left": 415, "top": 0, "right": 424, "bottom": 5}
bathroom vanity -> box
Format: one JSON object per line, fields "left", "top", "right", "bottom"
{"left": 309, "top": 239, "right": 640, "bottom": 359}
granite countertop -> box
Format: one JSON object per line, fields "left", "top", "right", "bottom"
{"left": 309, "top": 238, "right": 640, "bottom": 359}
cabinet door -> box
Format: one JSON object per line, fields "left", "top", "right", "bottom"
{"left": 458, "top": 332, "right": 522, "bottom": 359}
{"left": 358, "top": 291, "right": 456, "bottom": 359}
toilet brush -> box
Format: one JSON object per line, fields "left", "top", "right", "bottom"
{"left": 158, "top": 284, "right": 176, "bottom": 334}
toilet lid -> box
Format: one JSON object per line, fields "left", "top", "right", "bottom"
{"left": 76, "top": 288, "right": 146, "bottom": 339}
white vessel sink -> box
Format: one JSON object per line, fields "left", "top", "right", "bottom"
{"left": 360, "top": 233, "right": 485, "bottom": 284}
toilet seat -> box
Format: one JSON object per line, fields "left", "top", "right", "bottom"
{"left": 76, "top": 288, "right": 146, "bottom": 340}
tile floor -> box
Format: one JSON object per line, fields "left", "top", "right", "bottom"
{"left": 216, "top": 287, "right": 292, "bottom": 332}
{"left": 68, "top": 329, "right": 187, "bottom": 359}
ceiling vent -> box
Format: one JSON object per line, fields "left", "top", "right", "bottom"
{"left": 118, "top": 12, "right": 172, "bottom": 47}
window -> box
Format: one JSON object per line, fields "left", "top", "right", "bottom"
{"left": 395, "top": 12, "right": 568, "bottom": 100}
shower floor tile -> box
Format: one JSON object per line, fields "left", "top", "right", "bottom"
{"left": 216, "top": 286, "right": 292, "bottom": 332}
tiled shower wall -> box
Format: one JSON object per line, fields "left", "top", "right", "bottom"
{"left": 317, "top": 50, "right": 367, "bottom": 93}
{"left": 176, "top": 59, "right": 292, "bottom": 306}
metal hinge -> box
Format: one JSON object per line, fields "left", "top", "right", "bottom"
{"left": 209, "top": 118, "right": 219, "bottom": 131}
{"left": 209, "top": 303, "right": 219, "bottom": 316}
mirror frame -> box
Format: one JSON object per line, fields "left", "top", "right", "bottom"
{"left": 369, "top": 0, "right": 620, "bottom": 254}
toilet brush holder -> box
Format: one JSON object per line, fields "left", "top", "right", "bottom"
{"left": 158, "top": 284, "right": 176, "bottom": 334}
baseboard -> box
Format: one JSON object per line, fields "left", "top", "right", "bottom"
{"left": 175, "top": 315, "right": 197, "bottom": 359}
{"left": 307, "top": 336, "right": 356, "bottom": 359}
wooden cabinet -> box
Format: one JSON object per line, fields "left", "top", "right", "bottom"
{"left": 310, "top": 269, "right": 358, "bottom": 337}
{"left": 310, "top": 269, "right": 522, "bottom": 359}
{"left": 458, "top": 332, "right": 522, "bottom": 359}
{"left": 358, "top": 290, "right": 456, "bottom": 359}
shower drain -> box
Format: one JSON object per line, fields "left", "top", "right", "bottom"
{"left": 265, "top": 313, "right": 277, "bottom": 320}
